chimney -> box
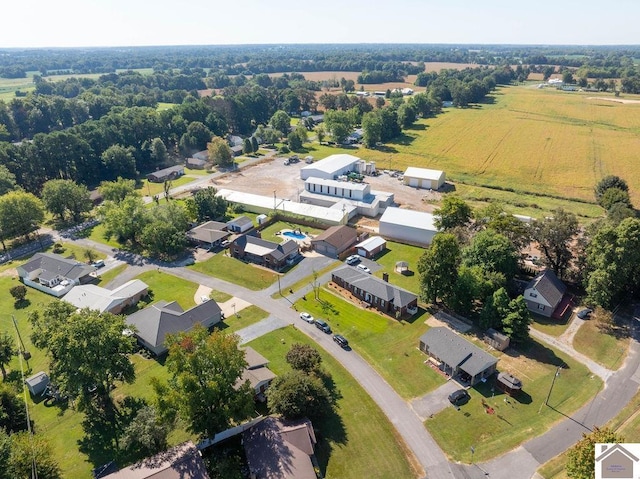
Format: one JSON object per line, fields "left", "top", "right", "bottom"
{"left": 382, "top": 273, "right": 389, "bottom": 282}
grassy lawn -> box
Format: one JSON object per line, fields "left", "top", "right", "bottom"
{"left": 426, "top": 339, "right": 603, "bottom": 463}
{"left": 270, "top": 260, "right": 340, "bottom": 298}
{"left": 188, "top": 254, "right": 275, "bottom": 291}
{"left": 209, "top": 290, "right": 233, "bottom": 303}
{"left": 81, "top": 223, "right": 122, "bottom": 249}
{"left": 96, "top": 264, "right": 129, "bottom": 286}
{"left": 372, "top": 241, "right": 425, "bottom": 293}
{"left": 134, "top": 270, "right": 198, "bottom": 309}
{"left": 184, "top": 167, "right": 211, "bottom": 176}
{"left": 216, "top": 305, "right": 268, "bottom": 334}
{"left": 138, "top": 176, "right": 194, "bottom": 197}
{"left": 530, "top": 313, "right": 573, "bottom": 337}
{"left": 294, "top": 288, "right": 444, "bottom": 399}
{"left": 572, "top": 319, "right": 630, "bottom": 370}
{"left": 248, "top": 326, "right": 419, "bottom": 479}
{"left": 258, "top": 220, "right": 324, "bottom": 243}
{"left": 44, "top": 242, "right": 107, "bottom": 263}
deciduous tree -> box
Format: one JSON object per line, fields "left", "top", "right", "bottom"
{"left": 0, "top": 190, "right": 45, "bottom": 245}
{"left": 434, "top": 196, "right": 472, "bottom": 231}
{"left": 193, "top": 187, "right": 228, "bottom": 222}
{"left": 98, "top": 177, "right": 137, "bottom": 203}
{"left": 207, "top": 136, "right": 234, "bottom": 167}
{"left": 463, "top": 230, "right": 518, "bottom": 281}
{"left": 418, "top": 233, "right": 461, "bottom": 305}
{"left": 101, "top": 144, "right": 138, "bottom": 180}
{"left": 99, "top": 195, "right": 149, "bottom": 245}
{"left": 531, "top": 208, "right": 579, "bottom": 280}
{"left": 5, "top": 431, "right": 61, "bottom": 479}
{"left": 0, "top": 383, "right": 28, "bottom": 433}
{"left": 269, "top": 110, "right": 291, "bottom": 137}
{"left": 121, "top": 405, "right": 170, "bottom": 456}
{"left": 285, "top": 344, "right": 322, "bottom": 374}
{"left": 41, "top": 179, "right": 92, "bottom": 223}
{"left": 267, "top": 370, "right": 332, "bottom": 420}
{"left": 566, "top": 427, "right": 622, "bottom": 479}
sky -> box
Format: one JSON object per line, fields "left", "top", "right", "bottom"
{"left": 3, "top": 0, "right": 639, "bottom": 48}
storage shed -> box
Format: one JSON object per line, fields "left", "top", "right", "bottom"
{"left": 496, "top": 372, "right": 523, "bottom": 397}
{"left": 355, "top": 236, "right": 386, "bottom": 258}
{"left": 25, "top": 371, "right": 50, "bottom": 396}
{"left": 378, "top": 207, "right": 439, "bottom": 246}
{"left": 403, "top": 167, "right": 446, "bottom": 190}
{"left": 483, "top": 328, "right": 510, "bottom": 351}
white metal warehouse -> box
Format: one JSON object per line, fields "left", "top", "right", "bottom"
{"left": 378, "top": 207, "right": 439, "bottom": 246}
{"left": 403, "top": 167, "right": 446, "bottom": 190}
{"left": 300, "top": 154, "right": 361, "bottom": 180}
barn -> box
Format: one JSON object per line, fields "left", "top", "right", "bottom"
{"left": 378, "top": 207, "right": 439, "bottom": 246}
{"left": 403, "top": 167, "right": 446, "bottom": 190}
{"left": 300, "top": 154, "right": 361, "bottom": 180}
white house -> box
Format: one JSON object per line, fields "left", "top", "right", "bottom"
{"left": 378, "top": 207, "right": 439, "bottom": 246}
{"left": 523, "top": 269, "right": 567, "bottom": 318}
{"left": 403, "top": 167, "right": 446, "bottom": 190}
{"left": 63, "top": 280, "right": 149, "bottom": 314}
{"left": 300, "top": 154, "right": 361, "bottom": 180}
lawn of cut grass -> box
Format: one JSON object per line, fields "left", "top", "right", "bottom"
{"left": 81, "top": 223, "right": 122, "bottom": 249}
{"left": 156, "top": 102, "right": 178, "bottom": 111}
{"left": 96, "top": 264, "right": 129, "bottom": 286}
{"left": 44, "top": 242, "right": 107, "bottom": 263}
{"left": 572, "top": 318, "right": 630, "bottom": 370}
{"left": 294, "top": 289, "right": 444, "bottom": 399}
{"left": 530, "top": 313, "right": 573, "bottom": 337}
{"left": 216, "top": 305, "right": 268, "bottom": 334}
{"left": 184, "top": 167, "right": 211, "bottom": 176}
{"left": 209, "top": 289, "right": 233, "bottom": 303}
{"left": 271, "top": 260, "right": 340, "bottom": 298}
{"left": 257, "top": 220, "right": 324, "bottom": 244}
{"left": 138, "top": 176, "right": 194, "bottom": 197}
{"left": 426, "top": 339, "right": 603, "bottom": 463}
{"left": 188, "top": 254, "right": 275, "bottom": 291}
{"left": 372, "top": 241, "right": 424, "bottom": 293}
{"left": 248, "top": 326, "right": 419, "bottom": 479}
{"left": 135, "top": 270, "right": 198, "bottom": 309}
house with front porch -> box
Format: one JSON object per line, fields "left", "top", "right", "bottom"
{"left": 331, "top": 266, "right": 418, "bottom": 318}
{"left": 239, "top": 347, "right": 277, "bottom": 402}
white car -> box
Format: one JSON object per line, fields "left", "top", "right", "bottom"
{"left": 357, "top": 264, "right": 371, "bottom": 274}
{"left": 300, "top": 312, "right": 314, "bottom": 323}
{"left": 201, "top": 296, "right": 210, "bottom": 303}
{"left": 346, "top": 255, "right": 360, "bottom": 265}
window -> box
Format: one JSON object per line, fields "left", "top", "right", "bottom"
{"left": 529, "top": 292, "right": 538, "bottom": 298}
{"left": 538, "top": 304, "right": 545, "bottom": 310}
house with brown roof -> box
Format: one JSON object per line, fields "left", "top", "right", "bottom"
{"left": 243, "top": 417, "right": 317, "bottom": 479}
{"left": 331, "top": 266, "right": 418, "bottom": 317}
{"left": 125, "top": 299, "right": 222, "bottom": 355}
{"left": 17, "top": 252, "right": 96, "bottom": 297}
{"left": 239, "top": 347, "right": 277, "bottom": 401}
{"left": 146, "top": 165, "right": 185, "bottom": 183}
{"left": 310, "top": 225, "right": 358, "bottom": 258}
{"left": 523, "top": 269, "right": 567, "bottom": 318}
{"left": 230, "top": 234, "right": 298, "bottom": 271}
{"left": 102, "top": 441, "right": 209, "bottom": 479}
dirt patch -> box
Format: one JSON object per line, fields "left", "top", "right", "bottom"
{"left": 0, "top": 267, "right": 18, "bottom": 278}
{"left": 587, "top": 96, "right": 640, "bottom": 105}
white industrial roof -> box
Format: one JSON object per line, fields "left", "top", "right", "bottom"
{"left": 216, "top": 189, "right": 349, "bottom": 224}
{"left": 403, "top": 167, "right": 445, "bottom": 181}
{"left": 305, "top": 177, "right": 369, "bottom": 192}
{"left": 379, "top": 207, "right": 439, "bottom": 231}
{"left": 300, "top": 154, "right": 360, "bottom": 175}
{"left": 356, "top": 236, "right": 386, "bottom": 251}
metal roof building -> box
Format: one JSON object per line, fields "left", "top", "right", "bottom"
{"left": 300, "top": 154, "right": 361, "bottom": 180}
{"left": 379, "top": 207, "right": 439, "bottom": 246}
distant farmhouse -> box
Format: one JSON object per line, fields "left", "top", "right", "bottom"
{"left": 17, "top": 253, "right": 96, "bottom": 297}
{"left": 147, "top": 165, "right": 185, "bottom": 183}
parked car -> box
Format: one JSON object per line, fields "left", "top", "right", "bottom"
{"left": 92, "top": 260, "right": 105, "bottom": 268}
{"left": 300, "top": 312, "right": 314, "bottom": 324}
{"left": 345, "top": 255, "right": 360, "bottom": 265}
{"left": 200, "top": 296, "right": 210, "bottom": 303}
{"left": 448, "top": 389, "right": 470, "bottom": 406}
{"left": 289, "top": 155, "right": 300, "bottom": 163}
{"left": 220, "top": 239, "right": 230, "bottom": 248}
{"left": 333, "top": 334, "right": 349, "bottom": 349}
{"left": 577, "top": 308, "right": 593, "bottom": 319}
{"left": 314, "top": 319, "right": 332, "bottom": 334}
{"left": 357, "top": 264, "right": 371, "bottom": 274}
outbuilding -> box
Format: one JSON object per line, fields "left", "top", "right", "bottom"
{"left": 378, "top": 207, "right": 439, "bottom": 246}
{"left": 403, "top": 167, "right": 446, "bottom": 190}
{"left": 300, "top": 154, "right": 361, "bottom": 180}
{"left": 355, "top": 236, "right": 386, "bottom": 258}
{"left": 227, "top": 216, "right": 254, "bottom": 233}
{"left": 25, "top": 371, "right": 50, "bottom": 396}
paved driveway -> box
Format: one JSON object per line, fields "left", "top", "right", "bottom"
{"left": 411, "top": 380, "right": 463, "bottom": 420}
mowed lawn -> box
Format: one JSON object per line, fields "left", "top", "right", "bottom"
{"left": 248, "top": 326, "right": 419, "bottom": 479}
{"left": 572, "top": 318, "right": 630, "bottom": 370}
{"left": 372, "top": 241, "right": 425, "bottom": 293}
{"left": 216, "top": 305, "right": 269, "bottom": 334}
{"left": 353, "top": 86, "right": 640, "bottom": 206}
{"left": 426, "top": 339, "right": 603, "bottom": 463}
{"left": 294, "top": 288, "right": 444, "bottom": 399}
{"left": 188, "top": 254, "right": 276, "bottom": 291}
{"left": 139, "top": 176, "right": 194, "bottom": 197}
{"left": 135, "top": 270, "right": 199, "bottom": 308}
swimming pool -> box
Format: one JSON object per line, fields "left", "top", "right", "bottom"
{"left": 282, "top": 230, "right": 307, "bottom": 240}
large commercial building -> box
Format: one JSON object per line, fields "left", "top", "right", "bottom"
{"left": 378, "top": 207, "right": 439, "bottom": 246}
{"left": 299, "top": 154, "right": 361, "bottom": 180}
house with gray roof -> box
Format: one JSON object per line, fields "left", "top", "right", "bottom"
{"left": 523, "top": 269, "right": 567, "bottom": 318}
{"left": 239, "top": 347, "right": 276, "bottom": 401}
{"left": 230, "top": 234, "right": 299, "bottom": 271}
{"left": 17, "top": 252, "right": 96, "bottom": 297}
{"left": 331, "top": 266, "right": 418, "bottom": 318}
{"left": 243, "top": 417, "right": 317, "bottom": 479}
{"left": 146, "top": 165, "right": 185, "bottom": 183}
{"left": 126, "top": 299, "right": 222, "bottom": 355}
{"left": 419, "top": 327, "right": 498, "bottom": 386}
{"left": 227, "top": 215, "right": 254, "bottom": 233}
{"left": 186, "top": 221, "right": 230, "bottom": 249}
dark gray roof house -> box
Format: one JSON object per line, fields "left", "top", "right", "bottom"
{"left": 17, "top": 252, "right": 96, "bottom": 296}
{"left": 126, "top": 299, "right": 222, "bottom": 355}
{"left": 243, "top": 417, "right": 317, "bottom": 479}
{"left": 419, "top": 327, "right": 498, "bottom": 386}
{"left": 230, "top": 235, "right": 299, "bottom": 271}
{"left": 146, "top": 165, "right": 185, "bottom": 183}
{"left": 524, "top": 269, "right": 567, "bottom": 318}
{"left": 186, "top": 157, "right": 207, "bottom": 169}
{"left": 331, "top": 266, "right": 418, "bottom": 317}
{"left": 186, "top": 221, "right": 230, "bottom": 248}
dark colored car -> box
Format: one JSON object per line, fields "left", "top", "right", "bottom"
{"left": 577, "top": 308, "right": 593, "bottom": 319}
{"left": 333, "top": 334, "right": 349, "bottom": 349}
{"left": 448, "top": 389, "right": 470, "bottom": 406}
{"left": 314, "top": 319, "right": 331, "bottom": 334}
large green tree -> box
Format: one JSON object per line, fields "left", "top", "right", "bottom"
{"left": 269, "top": 110, "right": 291, "bottom": 137}
{"left": 361, "top": 111, "right": 382, "bottom": 148}
{"left": 0, "top": 190, "right": 45, "bottom": 246}
{"left": 285, "top": 344, "right": 323, "bottom": 374}
{"left": 98, "top": 177, "right": 137, "bottom": 203}
{"left": 0, "top": 332, "right": 17, "bottom": 381}
{"left": 153, "top": 327, "right": 254, "bottom": 439}
{"left": 101, "top": 144, "right": 138, "bottom": 180}
{"left": 41, "top": 179, "right": 92, "bottom": 223}
{"left": 531, "top": 208, "right": 579, "bottom": 280}
{"left": 2, "top": 430, "right": 61, "bottom": 479}
{"left": 0, "top": 165, "right": 17, "bottom": 196}
{"left": 417, "top": 233, "right": 461, "bottom": 305}
{"left": 501, "top": 296, "right": 532, "bottom": 344}
{"left": 207, "top": 136, "right": 234, "bottom": 167}
{"left": 475, "top": 203, "right": 530, "bottom": 250}
{"left": 29, "top": 302, "right": 136, "bottom": 411}
{"left": 193, "top": 187, "right": 228, "bottom": 222}
{"left": 267, "top": 370, "right": 332, "bottom": 421}
{"left": 121, "top": 405, "right": 169, "bottom": 457}
{"left": 566, "top": 427, "right": 622, "bottom": 479}
{"left": 434, "top": 196, "right": 473, "bottom": 231}
{"left": 594, "top": 175, "right": 628, "bottom": 203}
{"left": 99, "top": 195, "right": 149, "bottom": 245}
{"left": 462, "top": 230, "right": 518, "bottom": 281}
{"left": 149, "top": 137, "right": 169, "bottom": 165}
{"left": 0, "top": 383, "right": 28, "bottom": 433}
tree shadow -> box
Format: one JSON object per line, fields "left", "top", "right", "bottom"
{"left": 14, "top": 298, "right": 31, "bottom": 309}
{"left": 505, "top": 340, "right": 569, "bottom": 369}
{"left": 373, "top": 145, "right": 398, "bottom": 154}
{"left": 439, "top": 182, "right": 457, "bottom": 193}
{"left": 387, "top": 133, "right": 415, "bottom": 147}
{"left": 312, "top": 373, "right": 347, "bottom": 477}
{"left": 406, "top": 123, "right": 427, "bottom": 131}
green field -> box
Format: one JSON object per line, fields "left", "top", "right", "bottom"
{"left": 139, "top": 176, "right": 194, "bottom": 197}
{"left": 352, "top": 86, "right": 640, "bottom": 206}
{"left": 294, "top": 289, "right": 444, "bottom": 399}
{"left": 426, "top": 339, "right": 602, "bottom": 463}
{"left": 572, "top": 318, "right": 630, "bottom": 370}
{"left": 188, "top": 254, "right": 276, "bottom": 291}
{"left": 248, "top": 326, "right": 418, "bottom": 479}
{"left": 135, "top": 270, "right": 198, "bottom": 309}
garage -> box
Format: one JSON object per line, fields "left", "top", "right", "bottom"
{"left": 403, "top": 167, "right": 446, "bottom": 190}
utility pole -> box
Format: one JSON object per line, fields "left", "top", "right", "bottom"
{"left": 545, "top": 367, "right": 562, "bottom": 406}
